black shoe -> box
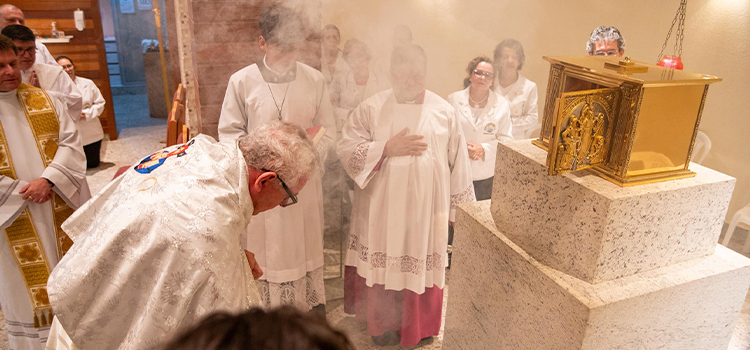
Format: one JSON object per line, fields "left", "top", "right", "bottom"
{"left": 371, "top": 330, "right": 400, "bottom": 346}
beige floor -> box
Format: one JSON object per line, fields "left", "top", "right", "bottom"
{"left": 1, "top": 124, "right": 749, "bottom": 350}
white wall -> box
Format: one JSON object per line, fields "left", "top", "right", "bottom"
{"left": 323, "top": 0, "right": 750, "bottom": 221}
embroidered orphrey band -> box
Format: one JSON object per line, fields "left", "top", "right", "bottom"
{"left": 0, "top": 83, "right": 75, "bottom": 327}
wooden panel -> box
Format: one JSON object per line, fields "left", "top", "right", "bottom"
{"left": 10, "top": 0, "right": 119, "bottom": 140}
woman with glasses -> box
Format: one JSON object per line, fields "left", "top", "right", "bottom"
{"left": 447, "top": 56, "right": 512, "bottom": 201}
{"left": 493, "top": 39, "right": 539, "bottom": 140}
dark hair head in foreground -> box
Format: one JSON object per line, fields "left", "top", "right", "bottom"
{"left": 163, "top": 306, "right": 354, "bottom": 350}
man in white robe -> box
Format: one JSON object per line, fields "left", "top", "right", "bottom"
{"left": 0, "top": 5, "right": 57, "bottom": 66}
{"left": 0, "top": 34, "right": 88, "bottom": 350}
{"left": 2, "top": 25, "right": 82, "bottom": 120}
{"left": 337, "top": 44, "right": 475, "bottom": 347}
{"left": 45, "top": 122, "right": 320, "bottom": 350}
{"left": 218, "top": 4, "right": 335, "bottom": 314}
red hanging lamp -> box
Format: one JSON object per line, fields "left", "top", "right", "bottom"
{"left": 657, "top": 0, "right": 687, "bottom": 70}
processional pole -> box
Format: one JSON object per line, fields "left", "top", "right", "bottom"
{"left": 152, "top": 0, "right": 172, "bottom": 112}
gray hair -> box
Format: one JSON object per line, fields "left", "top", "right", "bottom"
{"left": 238, "top": 122, "right": 319, "bottom": 188}
{"left": 586, "top": 26, "right": 625, "bottom": 54}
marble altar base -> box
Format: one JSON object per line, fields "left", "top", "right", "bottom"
{"left": 491, "top": 141, "right": 735, "bottom": 283}
{"left": 444, "top": 201, "right": 750, "bottom": 350}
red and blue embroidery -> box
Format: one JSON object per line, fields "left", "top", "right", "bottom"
{"left": 134, "top": 139, "right": 194, "bottom": 174}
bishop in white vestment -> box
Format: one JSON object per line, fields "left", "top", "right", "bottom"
{"left": 45, "top": 122, "right": 319, "bottom": 350}
{"left": 46, "top": 136, "right": 262, "bottom": 350}
{"left": 0, "top": 37, "right": 88, "bottom": 350}
{"left": 337, "top": 45, "right": 475, "bottom": 347}
{"left": 218, "top": 4, "right": 335, "bottom": 313}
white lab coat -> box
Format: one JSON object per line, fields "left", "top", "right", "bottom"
{"left": 496, "top": 74, "right": 538, "bottom": 140}
{"left": 73, "top": 77, "right": 105, "bottom": 145}
{"left": 447, "top": 87, "right": 513, "bottom": 181}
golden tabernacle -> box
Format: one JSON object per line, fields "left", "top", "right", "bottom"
{"left": 533, "top": 55, "right": 721, "bottom": 186}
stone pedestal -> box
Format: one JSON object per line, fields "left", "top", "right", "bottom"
{"left": 444, "top": 140, "right": 750, "bottom": 350}
{"left": 444, "top": 201, "right": 750, "bottom": 350}
{"left": 491, "top": 141, "right": 735, "bottom": 283}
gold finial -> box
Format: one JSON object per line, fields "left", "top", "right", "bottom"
{"left": 604, "top": 57, "right": 648, "bottom": 74}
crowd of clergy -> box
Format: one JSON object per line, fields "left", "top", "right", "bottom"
{"left": 0, "top": 3, "right": 627, "bottom": 349}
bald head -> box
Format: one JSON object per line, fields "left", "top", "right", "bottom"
{"left": 0, "top": 5, "right": 24, "bottom": 29}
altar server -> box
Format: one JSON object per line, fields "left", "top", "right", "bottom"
{"left": 337, "top": 44, "right": 475, "bottom": 347}
{"left": 218, "top": 4, "right": 335, "bottom": 314}
{"left": 0, "top": 34, "right": 88, "bottom": 350}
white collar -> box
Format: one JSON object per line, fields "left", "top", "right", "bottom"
{"left": 262, "top": 55, "right": 294, "bottom": 76}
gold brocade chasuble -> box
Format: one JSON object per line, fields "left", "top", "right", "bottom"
{"left": 0, "top": 83, "right": 74, "bottom": 328}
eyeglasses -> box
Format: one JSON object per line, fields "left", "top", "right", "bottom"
{"left": 472, "top": 69, "right": 494, "bottom": 79}
{"left": 594, "top": 49, "right": 619, "bottom": 56}
{"left": 262, "top": 168, "right": 298, "bottom": 207}
{"left": 18, "top": 46, "right": 36, "bottom": 57}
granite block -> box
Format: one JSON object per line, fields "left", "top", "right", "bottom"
{"left": 444, "top": 201, "right": 750, "bottom": 350}
{"left": 491, "top": 140, "right": 736, "bottom": 283}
